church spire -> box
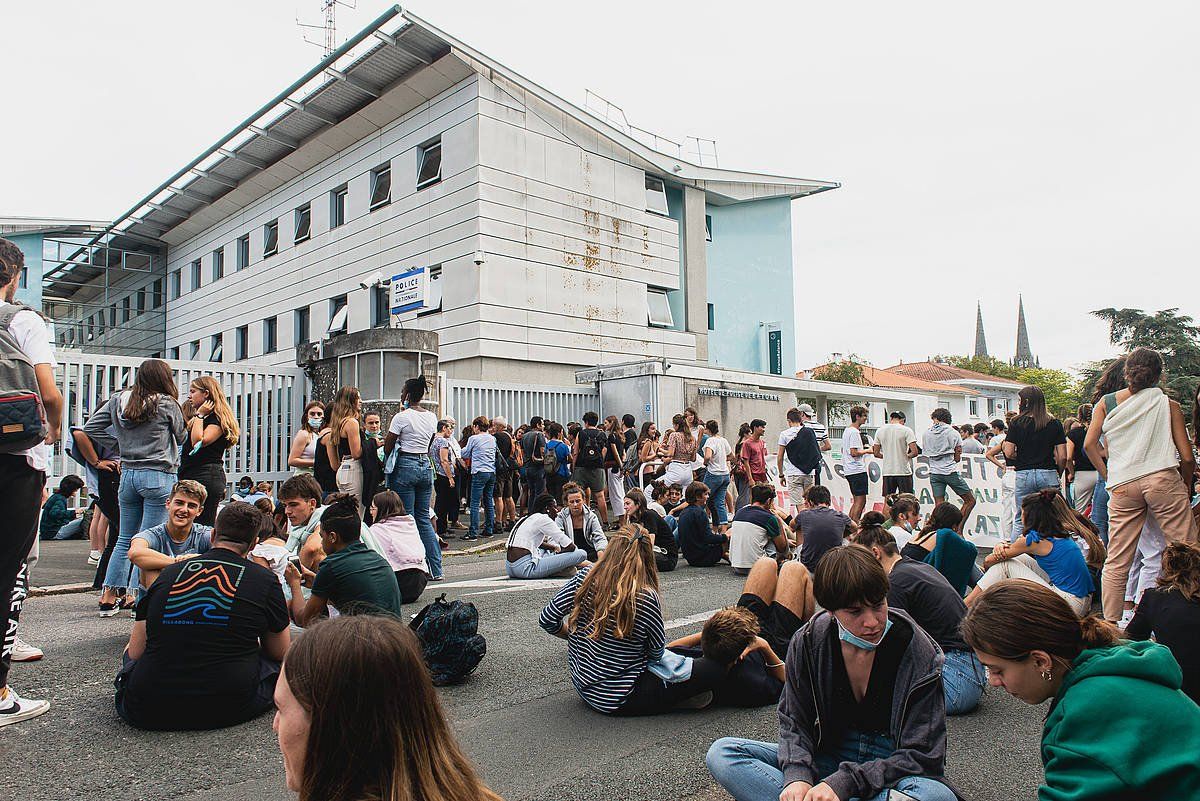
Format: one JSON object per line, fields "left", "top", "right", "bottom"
{"left": 1014, "top": 295, "right": 1036, "bottom": 368}
{"left": 974, "top": 301, "right": 988, "bottom": 358}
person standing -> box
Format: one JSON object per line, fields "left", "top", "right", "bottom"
{"left": 1065, "top": 403, "right": 1099, "bottom": 515}
{"left": 383, "top": 376, "right": 440, "bottom": 580}
{"left": 287, "top": 401, "right": 324, "bottom": 475}
{"left": 570, "top": 412, "right": 613, "bottom": 527}
{"left": 461, "top": 416, "right": 497, "bottom": 541}
{"left": 702, "top": 420, "right": 734, "bottom": 530}
{"left": 430, "top": 419, "right": 458, "bottom": 543}
{"left": 660, "top": 413, "right": 698, "bottom": 491}
{"left": 325, "top": 387, "right": 365, "bottom": 512}
{"left": 741, "top": 419, "right": 769, "bottom": 488}
{"left": 873, "top": 410, "right": 918, "bottom": 495}
{"left": 520, "top": 416, "right": 548, "bottom": 505}
{"left": 88, "top": 359, "right": 186, "bottom": 617}
{"left": 178, "top": 376, "right": 239, "bottom": 526}
{"left": 1004, "top": 386, "right": 1067, "bottom": 541}
{"left": 731, "top": 422, "right": 753, "bottom": 511}
{"left": 603, "top": 415, "right": 627, "bottom": 529}
{"left": 0, "top": 239, "right": 62, "bottom": 726}
{"left": 491, "top": 417, "right": 519, "bottom": 533}
{"left": 841, "top": 405, "right": 871, "bottom": 522}
{"left": 984, "top": 418, "right": 1015, "bottom": 539}
{"left": 959, "top": 425, "right": 985, "bottom": 454}
{"left": 921, "top": 408, "right": 976, "bottom": 531}
{"left": 545, "top": 422, "right": 572, "bottom": 503}
{"left": 1085, "top": 347, "right": 1199, "bottom": 623}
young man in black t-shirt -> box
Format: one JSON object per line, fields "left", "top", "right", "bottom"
{"left": 520, "top": 416, "right": 548, "bottom": 505}
{"left": 115, "top": 502, "right": 290, "bottom": 730}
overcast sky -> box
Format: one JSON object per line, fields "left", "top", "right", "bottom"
{"left": 4, "top": 1, "right": 1196, "bottom": 374}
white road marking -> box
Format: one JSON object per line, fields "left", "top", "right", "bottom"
{"left": 663, "top": 609, "right": 721, "bottom": 630}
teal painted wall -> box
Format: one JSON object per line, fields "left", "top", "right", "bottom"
{"left": 663, "top": 186, "right": 686, "bottom": 332}
{"left": 6, "top": 233, "right": 44, "bottom": 309}
{"left": 704, "top": 197, "right": 795, "bottom": 374}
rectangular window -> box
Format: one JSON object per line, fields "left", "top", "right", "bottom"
{"left": 969, "top": 398, "right": 979, "bottom": 417}
{"left": 18, "top": 268, "right": 26, "bottom": 289}
{"left": 169, "top": 270, "right": 181, "bottom": 300}
{"left": 371, "top": 284, "right": 389, "bottom": 328}
{"left": 295, "top": 306, "right": 310, "bottom": 344}
{"left": 418, "top": 264, "right": 443, "bottom": 317}
{"left": 136, "top": 288, "right": 146, "bottom": 314}
{"left": 647, "top": 289, "right": 673, "bottom": 327}
{"left": 705, "top": 214, "right": 713, "bottom": 241}
{"left": 87, "top": 316, "right": 95, "bottom": 341}
{"left": 330, "top": 185, "right": 347, "bottom": 228}
{"left": 168, "top": 346, "right": 179, "bottom": 360}
{"left": 237, "top": 234, "right": 250, "bottom": 270}
{"left": 645, "top": 175, "right": 669, "bottom": 216}
{"left": 707, "top": 302, "right": 715, "bottom": 331}
{"left": 327, "top": 295, "right": 348, "bottom": 336}
{"left": 416, "top": 139, "right": 442, "bottom": 189}
{"left": 121, "top": 296, "right": 131, "bottom": 323}
{"left": 263, "top": 219, "right": 279, "bottom": 258}
{"left": 235, "top": 325, "right": 248, "bottom": 360}
{"left": 294, "top": 203, "right": 311, "bottom": 243}
{"left": 986, "top": 397, "right": 995, "bottom": 416}
{"left": 210, "top": 333, "right": 223, "bottom": 362}
{"left": 190, "top": 340, "right": 200, "bottom": 359}
{"left": 109, "top": 305, "right": 117, "bottom": 327}
{"left": 263, "top": 316, "right": 277, "bottom": 354}
{"left": 152, "top": 278, "right": 163, "bottom": 308}
{"left": 369, "top": 162, "right": 392, "bottom": 210}
{"left": 190, "top": 259, "right": 202, "bottom": 291}
{"left": 212, "top": 247, "right": 224, "bottom": 280}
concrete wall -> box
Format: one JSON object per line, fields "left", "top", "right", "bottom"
{"left": 705, "top": 197, "right": 795, "bottom": 375}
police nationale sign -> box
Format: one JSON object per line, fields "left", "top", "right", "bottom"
{"left": 390, "top": 267, "right": 427, "bottom": 314}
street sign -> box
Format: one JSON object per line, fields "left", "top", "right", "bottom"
{"left": 390, "top": 266, "right": 427, "bottom": 314}
{"left": 768, "top": 328, "right": 783, "bottom": 375}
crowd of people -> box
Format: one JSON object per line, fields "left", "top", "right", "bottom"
{"left": 4, "top": 229, "right": 1200, "bottom": 798}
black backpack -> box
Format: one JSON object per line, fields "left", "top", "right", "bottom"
{"left": 784, "top": 426, "right": 822, "bottom": 475}
{"left": 409, "top": 594, "right": 486, "bottom": 686}
{"left": 576, "top": 428, "right": 606, "bottom": 468}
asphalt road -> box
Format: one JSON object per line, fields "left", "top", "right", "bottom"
{"left": 15, "top": 541, "right": 1043, "bottom": 801}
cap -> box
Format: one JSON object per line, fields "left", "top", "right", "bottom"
{"left": 797, "top": 403, "right": 816, "bottom": 416}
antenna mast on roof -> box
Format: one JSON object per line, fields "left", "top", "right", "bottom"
{"left": 297, "top": 0, "right": 356, "bottom": 57}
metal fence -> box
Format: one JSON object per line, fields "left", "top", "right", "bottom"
{"left": 55, "top": 352, "right": 307, "bottom": 486}
{"left": 443, "top": 379, "right": 599, "bottom": 426}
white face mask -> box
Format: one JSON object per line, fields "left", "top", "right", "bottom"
{"left": 308, "top": 416, "right": 323, "bottom": 427}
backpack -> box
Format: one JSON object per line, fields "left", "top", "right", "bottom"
{"left": 543, "top": 441, "right": 560, "bottom": 474}
{"left": 784, "top": 425, "right": 822, "bottom": 475}
{"left": 576, "top": 428, "right": 606, "bottom": 468}
{"left": 621, "top": 439, "right": 641, "bottom": 478}
{"left": 0, "top": 303, "right": 47, "bottom": 453}
{"left": 409, "top": 593, "right": 487, "bottom": 686}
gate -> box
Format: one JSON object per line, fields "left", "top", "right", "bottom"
{"left": 443, "top": 379, "right": 599, "bottom": 426}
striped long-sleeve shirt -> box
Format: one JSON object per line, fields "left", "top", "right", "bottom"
{"left": 539, "top": 566, "right": 665, "bottom": 713}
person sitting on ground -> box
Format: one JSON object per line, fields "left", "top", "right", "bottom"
{"left": 274, "top": 615, "right": 502, "bottom": 801}
{"left": 555, "top": 482, "right": 608, "bottom": 561}
{"left": 280, "top": 474, "right": 376, "bottom": 571}
{"left": 1126, "top": 542, "right": 1200, "bottom": 704}
{"left": 127, "top": 480, "right": 213, "bottom": 591}
{"left": 707, "top": 545, "right": 957, "bottom": 801}
{"left": 793, "top": 484, "right": 852, "bottom": 574}
{"left": 851, "top": 515, "right": 986, "bottom": 715}
{"left": 963, "top": 580, "right": 1200, "bottom": 799}
{"left": 250, "top": 499, "right": 291, "bottom": 592}
{"left": 285, "top": 495, "right": 402, "bottom": 625}
{"left": 966, "top": 489, "right": 1102, "bottom": 616}
{"left": 729, "top": 483, "right": 794, "bottom": 575}
{"left": 234, "top": 475, "right": 269, "bottom": 505}
{"left": 506, "top": 493, "right": 589, "bottom": 580}
{"left": 901, "top": 502, "right": 977, "bottom": 597}
{"left": 882, "top": 493, "right": 922, "bottom": 549}
{"left": 648, "top": 482, "right": 683, "bottom": 535}
{"left": 624, "top": 488, "right": 678, "bottom": 573}
{"left": 368, "top": 490, "right": 430, "bottom": 604}
{"left": 540, "top": 527, "right": 726, "bottom": 715}
{"left": 678, "top": 483, "right": 729, "bottom": 567}
{"left": 115, "top": 501, "right": 289, "bottom": 731}
{"left": 39, "top": 475, "right": 84, "bottom": 540}
{"left": 669, "top": 557, "right": 815, "bottom": 707}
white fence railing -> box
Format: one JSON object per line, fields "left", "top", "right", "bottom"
{"left": 444, "top": 379, "right": 599, "bottom": 426}
{"left": 54, "top": 352, "right": 308, "bottom": 487}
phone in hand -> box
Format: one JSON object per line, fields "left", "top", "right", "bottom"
{"left": 887, "top": 790, "right": 917, "bottom": 801}
{"left": 287, "top": 555, "right": 302, "bottom": 570}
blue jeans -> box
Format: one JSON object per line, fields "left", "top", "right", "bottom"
{"left": 1091, "top": 474, "right": 1110, "bottom": 544}
{"left": 104, "top": 468, "right": 174, "bottom": 592}
{"left": 706, "top": 733, "right": 956, "bottom": 801}
{"left": 943, "top": 649, "right": 986, "bottom": 715}
{"left": 1012, "top": 468, "right": 1060, "bottom": 541}
{"left": 703, "top": 472, "right": 732, "bottom": 526}
{"left": 469, "top": 471, "right": 495, "bottom": 538}
{"left": 505, "top": 549, "right": 587, "bottom": 579}
{"left": 52, "top": 517, "right": 85, "bottom": 540}
{"left": 388, "top": 455, "right": 441, "bottom": 578}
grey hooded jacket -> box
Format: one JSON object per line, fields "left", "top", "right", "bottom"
{"left": 84, "top": 390, "right": 186, "bottom": 473}
{"left": 554, "top": 506, "right": 607, "bottom": 553}
{"left": 777, "top": 608, "right": 960, "bottom": 800}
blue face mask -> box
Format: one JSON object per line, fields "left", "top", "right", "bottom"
{"left": 837, "top": 618, "right": 893, "bottom": 651}
{"left": 308, "top": 416, "right": 323, "bottom": 428}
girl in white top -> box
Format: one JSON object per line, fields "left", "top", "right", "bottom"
{"left": 250, "top": 500, "right": 292, "bottom": 594}
{"left": 383, "top": 376, "right": 443, "bottom": 580}
{"left": 288, "top": 401, "right": 324, "bottom": 475}
{"left": 505, "top": 495, "right": 589, "bottom": 580}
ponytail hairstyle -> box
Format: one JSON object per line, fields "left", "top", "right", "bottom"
{"left": 961, "top": 580, "right": 1120, "bottom": 669}
{"left": 402, "top": 375, "right": 428, "bottom": 407}
{"left": 913, "top": 501, "right": 962, "bottom": 546}
{"left": 190, "top": 375, "right": 240, "bottom": 445}
{"left": 1157, "top": 542, "right": 1200, "bottom": 603}
{"left": 884, "top": 493, "right": 921, "bottom": 522}
{"left": 123, "top": 358, "right": 179, "bottom": 423}
{"left": 567, "top": 527, "right": 658, "bottom": 641}
{"left": 849, "top": 514, "right": 899, "bottom": 557}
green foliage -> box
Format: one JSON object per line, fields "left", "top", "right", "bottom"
{"left": 1090, "top": 308, "right": 1200, "bottom": 416}
{"left": 810, "top": 355, "right": 868, "bottom": 422}
{"left": 1014, "top": 367, "right": 1079, "bottom": 419}
{"left": 943, "top": 354, "right": 1021, "bottom": 380}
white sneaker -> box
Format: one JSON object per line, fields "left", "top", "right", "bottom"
{"left": 10, "top": 638, "right": 43, "bottom": 662}
{"left": 87, "top": 550, "right": 101, "bottom": 566}
{"left": 1119, "top": 610, "right": 1135, "bottom": 630}
{"left": 0, "top": 687, "right": 49, "bottom": 726}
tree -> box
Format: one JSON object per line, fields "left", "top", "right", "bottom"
{"left": 810, "top": 355, "right": 868, "bottom": 422}
{"left": 944, "top": 354, "right": 1021, "bottom": 381}
{"left": 1014, "top": 367, "right": 1079, "bottom": 419}
{"left": 1091, "top": 308, "right": 1200, "bottom": 417}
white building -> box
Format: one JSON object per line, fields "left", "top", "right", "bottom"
{"left": 884, "top": 360, "right": 1023, "bottom": 423}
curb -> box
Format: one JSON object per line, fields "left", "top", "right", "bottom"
{"left": 444, "top": 539, "right": 506, "bottom": 557}
{"left": 30, "top": 582, "right": 93, "bottom": 597}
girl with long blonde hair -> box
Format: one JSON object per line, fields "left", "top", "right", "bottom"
{"left": 539, "top": 527, "right": 725, "bottom": 715}
{"left": 179, "top": 375, "right": 240, "bottom": 525}
{"left": 325, "top": 386, "right": 364, "bottom": 514}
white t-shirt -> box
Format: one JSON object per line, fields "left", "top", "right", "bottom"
{"left": 507, "top": 513, "right": 573, "bottom": 563}
{"left": 875, "top": 423, "right": 917, "bottom": 476}
{"left": 778, "top": 426, "right": 803, "bottom": 477}
{"left": 4, "top": 305, "right": 56, "bottom": 473}
{"left": 842, "top": 426, "right": 867, "bottom": 476}
{"left": 889, "top": 525, "right": 914, "bottom": 550}
{"left": 703, "top": 436, "right": 732, "bottom": 475}
{"left": 388, "top": 407, "right": 438, "bottom": 454}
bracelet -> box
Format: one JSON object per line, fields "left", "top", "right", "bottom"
{"left": 764, "top": 661, "right": 784, "bottom": 669}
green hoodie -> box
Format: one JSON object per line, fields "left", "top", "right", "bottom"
{"left": 1040, "top": 640, "right": 1200, "bottom": 800}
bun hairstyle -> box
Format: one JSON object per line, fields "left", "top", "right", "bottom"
{"left": 961, "top": 580, "right": 1120, "bottom": 666}
{"left": 850, "top": 514, "right": 898, "bottom": 556}
{"left": 402, "top": 375, "right": 428, "bottom": 405}
{"left": 884, "top": 493, "right": 921, "bottom": 520}
{"left": 1124, "top": 347, "right": 1163, "bottom": 393}
{"left": 1158, "top": 542, "right": 1200, "bottom": 603}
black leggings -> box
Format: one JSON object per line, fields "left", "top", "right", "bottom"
{"left": 613, "top": 655, "right": 727, "bottom": 716}
{"left": 179, "top": 463, "right": 225, "bottom": 527}
{"left": 92, "top": 466, "right": 121, "bottom": 590}
{"left": 433, "top": 474, "right": 457, "bottom": 536}
{"left": 0, "top": 455, "right": 45, "bottom": 688}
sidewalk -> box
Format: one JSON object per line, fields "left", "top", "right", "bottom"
{"left": 32, "top": 540, "right": 96, "bottom": 590}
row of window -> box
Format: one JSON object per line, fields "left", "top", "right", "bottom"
{"left": 70, "top": 279, "right": 166, "bottom": 344}
{"left": 168, "top": 138, "right": 444, "bottom": 300}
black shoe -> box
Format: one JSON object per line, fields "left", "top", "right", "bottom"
{"left": 462, "top": 534, "right": 479, "bottom": 542}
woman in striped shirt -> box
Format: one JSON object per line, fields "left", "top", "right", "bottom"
{"left": 539, "top": 527, "right": 726, "bottom": 715}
